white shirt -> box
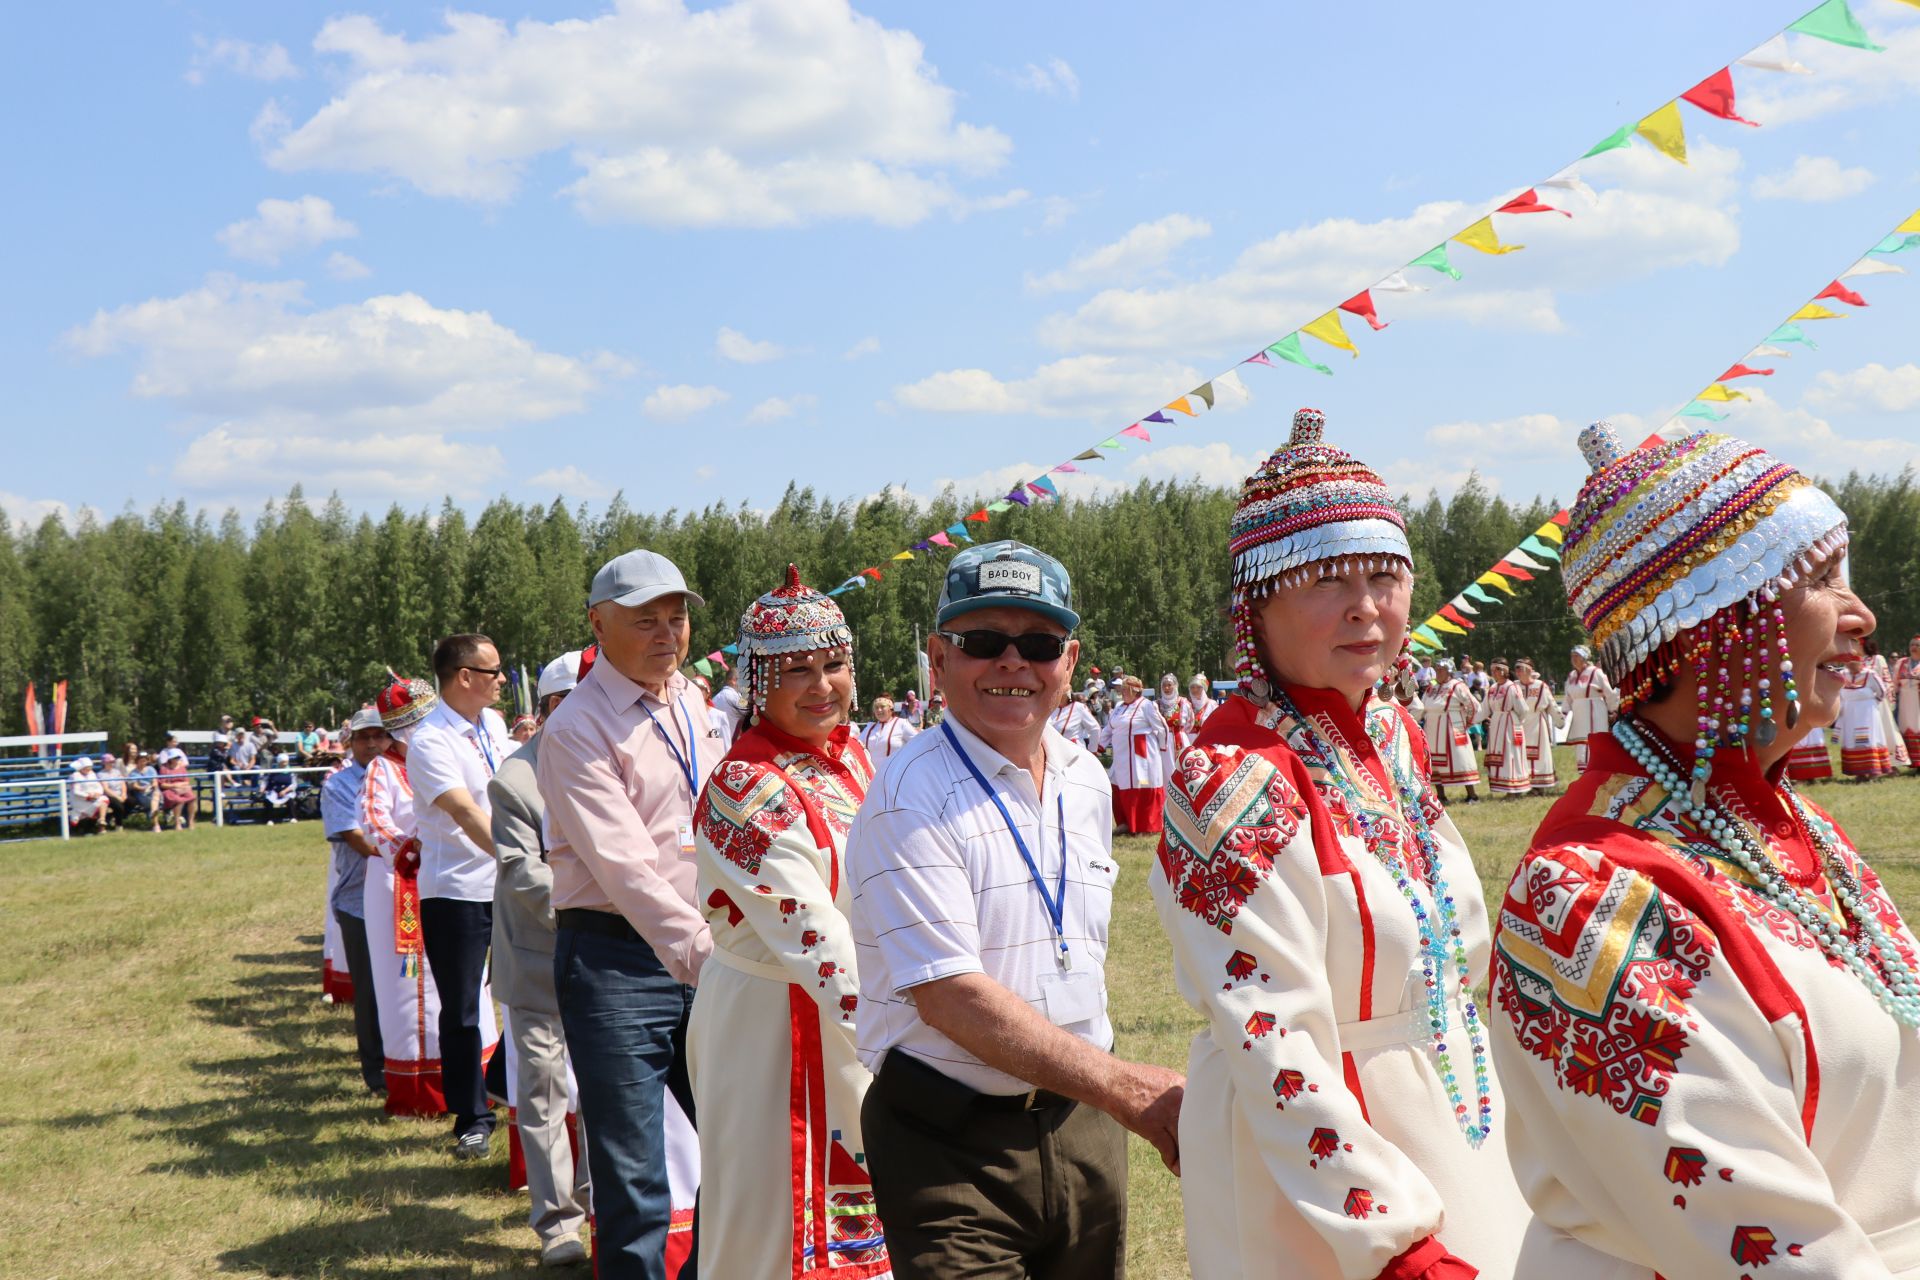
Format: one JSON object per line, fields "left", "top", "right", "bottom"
{"left": 156, "top": 746, "right": 186, "bottom": 767}
{"left": 408, "top": 699, "right": 514, "bottom": 901}
{"left": 858, "top": 716, "right": 918, "bottom": 762}
{"left": 846, "top": 716, "right": 1117, "bottom": 1095}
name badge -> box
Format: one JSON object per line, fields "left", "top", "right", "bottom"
{"left": 677, "top": 820, "right": 697, "bottom": 858}
{"left": 1039, "top": 968, "right": 1104, "bottom": 1027}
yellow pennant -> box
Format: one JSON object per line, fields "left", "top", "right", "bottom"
{"left": 891, "top": 551, "right": 915, "bottom": 561}
{"left": 1477, "top": 571, "right": 1517, "bottom": 596}
{"left": 1636, "top": 101, "right": 1688, "bottom": 165}
{"left": 1898, "top": 209, "right": 1920, "bottom": 233}
{"left": 1696, "top": 382, "right": 1749, "bottom": 402}
{"left": 1535, "top": 521, "right": 1565, "bottom": 545}
{"left": 1790, "top": 302, "right": 1845, "bottom": 321}
{"left": 1453, "top": 216, "right": 1523, "bottom": 255}
{"left": 1165, "top": 396, "right": 1196, "bottom": 416}
{"left": 1301, "top": 309, "right": 1359, "bottom": 356}
{"left": 1430, "top": 616, "right": 1468, "bottom": 636}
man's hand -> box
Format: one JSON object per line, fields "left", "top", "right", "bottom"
{"left": 1101, "top": 1060, "right": 1184, "bottom": 1174}
{"left": 432, "top": 788, "right": 495, "bottom": 856}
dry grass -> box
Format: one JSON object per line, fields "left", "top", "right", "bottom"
{"left": 2, "top": 753, "right": 1917, "bottom": 1279}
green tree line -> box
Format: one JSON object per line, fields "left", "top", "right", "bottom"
{"left": 1, "top": 470, "right": 1915, "bottom": 744}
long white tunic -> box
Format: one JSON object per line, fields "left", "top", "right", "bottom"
{"left": 1492, "top": 731, "right": 1920, "bottom": 1278}
{"left": 1837, "top": 671, "right": 1895, "bottom": 774}
{"left": 1153, "top": 691, "right": 1527, "bottom": 1279}
{"left": 1417, "top": 679, "right": 1481, "bottom": 787}
{"left": 1514, "top": 680, "right": 1559, "bottom": 788}
{"left": 689, "top": 724, "right": 890, "bottom": 1280}
{"left": 1158, "top": 694, "right": 1197, "bottom": 781}
{"left": 1100, "top": 696, "right": 1169, "bottom": 791}
{"left": 1562, "top": 665, "right": 1616, "bottom": 744}
{"left": 361, "top": 750, "right": 447, "bottom": 1115}
{"left": 1048, "top": 701, "right": 1101, "bottom": 750}
{"left": 1894, "top": 657, "right": 1920, "bottom": 751}
{"left": 1482, "top": 683, "right": 1532, "bottom": 796}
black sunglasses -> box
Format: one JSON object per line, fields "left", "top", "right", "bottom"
{"left": 459, "top": 665, "right": 506, "bottom": 679}
{"left": 936, "top": 629, "right": 1069, "bottom": 662}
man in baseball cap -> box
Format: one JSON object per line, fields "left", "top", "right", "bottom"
{"left": 587, "top": 549, "right": 706, "bottom": 612}
{"left": 936, "top": 539, "right": 1080, "bottom": 633}
{"left": 324, "top": 705, "right": 393, "bottom": 1094}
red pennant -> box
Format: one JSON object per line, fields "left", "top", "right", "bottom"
{"left": 1490, "top": 559, "right": 1535, "bottom": 582}
{"left": 1680, "top": 68, "right": 1758, "bottom": 126}
{"left": 1719, "top": 363, "right": 1774, "bottom": 381}
{"left": 861, "top": 567, "right": 882, "bottom": 581}
{"left": 1438, "top": 604, "right": 1476, "bottom": 630}
{"left": 1815, "top": 279, "right": 1868, "bottom": 307}
{"left": 1549, "top": 510, "right": 1570, "bottom": 527}
{"left": 964, "top": 509, "right": 990, "bottom": 522}
{"left": 1338, "top": 290, "right": 1389, "bottom": 331}
{"left": 1495, "top": 188, "right": 1571, "bottom": 217}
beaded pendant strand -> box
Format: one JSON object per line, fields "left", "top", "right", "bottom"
{"left": 1271, "top": 689, "right": 1496, "bottom": 1147}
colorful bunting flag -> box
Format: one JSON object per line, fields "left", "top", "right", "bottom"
{"left": 1842, "top": 257, "right": 1906, "bottom": 279}
{"left": 1073, "top": 448, "right": 1103, "bottom": 461}
{"left": 1537, "top": 516, "right": 1567, "bottom": 540}
{"left": 1119, "top": 423, "right": 1153, "bottom": 442}
{"left": 1636, "top": 101, "right": 1689, "bottom": 164}
{"left": 987, "top": 500, "right": 1013, "bottom": 512}
{"left": 1430, "top": 616, "right": 1468, "bottom": 636}
{"left": 1454, "top": 216, "right": 1523, "bottom": 255}
{"left": 1518, "top": 535, "right": 1561, "bottom": 561}
{"left": 1412, "top": 624, "right": 1444, "bottom": 648}
{"left": 929, "top": 532, "right": 953, "bottom": 548}
{"left": 891, "top": 550, "right": 915, "bottom": 561}
{"left": 1266, "top": 333, "right": 1333, "bottom": 375}
{"left": 1737, "top": 34, "right": 1811, "bottom": 74}
{"left": 1680, "top": 67, "right": 1759, "bottom": 125}
{"left": 1098, "top": 436, "right": 1124, "bottom": 449}
{"left": 692, "top": 658, "right": 714, "bottom": 679}
{"left": 1872, "top": 234, "right": 1920, "bottom": 255}
{"left": 1496, "top": 188, "right": 1571, "bottom": 217}
{"left": 1438, "top": 605, "right": 1475, "bottom": 629}
{"left": 1678, "top": 403, "right": 1729, "bottom": 420}
{"left": 1719, "top": 363, "right": 1773, "bottom": 380}
{"left": 1538, "top": 173, "right": 1596, "bottom": 202}
{"left": 1302, "top": 309, "right": 1360, "bottom": 356}
{"left": 1005, "top": 490, "right": 1031, "bottom": 507}
{"left": 1768, "top": 323, "right": 1818, "bottom": 348}
{"left": 723, "top": 643, "right": 741, "bottom": 655}
{"left": 862, "top": 567, "right": 882, "bottom": 581}
{"left": 1030, "top": 476, "right": 1059, "bottom": 497}
{"left": 1409, "top": 243, "right": 1463, "bottom": 280}
{"left": 1052, "top": 462, "right": 1079, "bottom": 473}
{"left": 1789, "top": 302, "right": 1845, "bottom": 321}
{"left": 1370, "top": 270, "right": 1426, "bottom": 294}
{"left": 1695, "top": 382, "right": 1749, "bottom": 402}
{"left": 1583, "top": 123, "right": 1635, "bottom": 157}
{"left": 1165, "top": 397, "right": 1196, "bottom": 416}
{"left": 1505, "top": 549, "right": 1551, "bottom": 572}
{"left": 1192, "top": 382, "right": 1216, "bottom": 409}
{"left": 1339, "top": 290, "right": 1389, "bottom": 330}
{"left": 1242, "top": 350, "right": 1275, "bottom": 367}
{"left": 1788, "top": 0, "right": 1883, "bottom": 51}
{"left": 1463, "top": 583, "right": 1501, "bottom": 606}
{"left": 946, "top": 523, "right": 971, "bottom": 542}
{"left": 1899, "top": 212, "right": 1920, "bottom": 234}
{"left": 1476, "top": 572, "right": 1517, "bottom": 596}
{"left": 1815, "top": 280, "right": 1868, "bottom": 307}
{"left": 1144, "top": 411, "right": 1174, "bottom": 425}
{"left": 1490, "top": 559, "right": 1536, "bottom": 582}
{"left": 1449, "top": 595, "right": 1480, "bottom": 615}
{"left": 1748, "top": 343, "right": 1794, "bottom": 358}
{"left": 966, "top": 508, "right": 991, "bottom": 521}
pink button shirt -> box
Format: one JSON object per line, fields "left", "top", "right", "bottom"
{"left": 536, "top": 661, "right": 723, "bottom": 985}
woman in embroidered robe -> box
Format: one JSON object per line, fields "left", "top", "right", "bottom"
{"left": 1153, "top": 409, "right": 1527, "bottom": 1280}
{"left": 688, "top": 567, "right": 890, "bottom": 1280}
{"left": 361, "top": 677, "right": 449, "bottom": 1116}
{"left": 1561, "top": 645, "right": 1617, "bottom": 772}
{"left": 1835, "top": 657, "right": 1897, "bottom": 779}
{"left": 1894, "top": 636, "right": 1920, "bottom": 769}
{"left": 1492, "top": 423, "right": 1920, "bottom": 1279}
{"left": 1511, "top": 659, "right": 1560, "bottom": 793}
{"left": 1417, "top": 660, "right": 1481, "bottom": 803}
{"left": 1188, "top": 673, "right": 1218, "bottom": 730}
{"left": 1480, "top": 660, "right": 1532, "bottom": 798}
{"left": 1100, "top": 675, "right": 1170, "bottom": 834}
{"left": 1785, "top": 724, "right": 1835, "bottom": 781}
{"left": 1158, "top": 672, "right": 1197, "bottom": 782}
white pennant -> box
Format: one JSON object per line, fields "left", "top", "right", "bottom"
{"left": 1842, "top": 256, "right": 1907, "bottom": 280}
{"left": 1372, "top": 270, "right": 1427, "bottom": 294}
{"left": 1748, "top": 343, "right": 1794, "bottom": 360}
{"left": 1539, "top": 173, "right": 1596, "bottom": 203}
{"left": 1737, "top": 34, "right": 1812, "bottom": 74}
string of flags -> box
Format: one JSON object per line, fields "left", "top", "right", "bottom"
{"left": 1407, "top": 201, "right": 1920, "bottom": 654}
{"left": 827, "top": 0, "right": 1897, "bottom": 598}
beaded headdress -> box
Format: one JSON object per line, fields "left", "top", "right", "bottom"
{"left": 1565, "top": 422, "right": 1847, "bottom": 799}
{"left": 1229, "top": 408, "right": 1413, "bottom": 697}
{"left": 738, "top": 565, "right": 856, "bottom": 718}
{"left": 376, "top": 677, "right": 436, "bottom": 732}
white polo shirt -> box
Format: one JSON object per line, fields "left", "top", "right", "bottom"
{"left": 846, "top": 715, "right": 1117, "bottom": 1096}
{"left": 408, "top": 699, "right": 514, "bottom": 901}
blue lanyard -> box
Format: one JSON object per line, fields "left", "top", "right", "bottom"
{"left": 640, "top": 697, "right": 700, "bottom": 804}
{"left": 473, "top": 719, "right": 499, "bottom": 774}
{"left": 940, "top": 722, "right": 1071, "bottom": 970}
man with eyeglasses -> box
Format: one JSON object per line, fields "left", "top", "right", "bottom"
{"left": 410, "top": 631, "right": 516, "bottom": 1160}
{"left": 846, "top": 540, "right": 1184, "bottom": 1279}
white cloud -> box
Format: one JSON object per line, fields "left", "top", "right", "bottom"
{"left": 1010, "top": 57, "right": 1079, "bottom": 100}
{"left": 644, "top": 383, "right": 730, "bottom": 419}
{"left": 66, "top": 275, "right": 602, "bottom": 435}
{"left": 843, "top": 336, "right": 881, "bottom": 360}
{"left": 746, "top": 393, "right": 817, "bottom": 423}
{"left": 1040, "top": 195, "right": 1077, "bottom": 229}
{"left": 527, "top": 464, "right": 613, "bottom": 498}
{"left": 1740, "top": 20, "right": 1920, "bottom": 126}
{"left": 1710, "top": 387, "right": 1920, "bottom": 474}
{"left": 264, "top": 0, "right": 1011, "bottom": 228}
{"left": 187, "top": 36, "right": 298, "bottom": 84}
{"left": 716, "top": 325, "right": 787, "bottom": 363}
{"left": 694, "top": 464, "right": 717, "bottom": 480}
{"left": 892, "top": 354, "right": 1232, "bottom": 420}
{"left": 1027, "top": 213, "right": 1211, "bottom": 294}
{"left": 172, "top": 429, "right": 504, "bottom": 500}
{"left": 1752, "top": 154, "right": 1876, "bottom": 202}
{"left": 0, "top": 490, "right": 74, "bottom": 529}
{"left": 1805, "top": 362, "right": 1920, "bottom": 413}
{"left": 216, "top": 196, "right": 357, "bottom": 264}
{"left": 325, "top": 251, "right": 371, "bottom": 280}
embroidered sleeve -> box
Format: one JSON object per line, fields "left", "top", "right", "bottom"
{"left": 1153, "top": 744, "right": 1460, "bottom": 1277}
{"left": 695, "top": 760, "right": 862, "bottom": 1025}
{"left": 361, "top": 760, "right": 407, "bottom": 859}
{"left": 1491, "top": 841, "right": 1892, "bottom": 1278}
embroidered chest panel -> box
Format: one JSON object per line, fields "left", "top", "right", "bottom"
{"left": 1161, "top": 745, "right": 1309, "bottom": 934}
{"left": 1274, "top": 703, "right": 1444, "bottom": 883}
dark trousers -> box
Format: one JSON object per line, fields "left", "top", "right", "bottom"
{"left": 332, "top": 908, "right": 385, "bottom": 1092}
{"left": 554, "top": 919, "right": 698, "bottom": 1280}
{"left": 420, "top": 897, "right": 495, "bottom": 1138}
{"left": 863, "top": 1051, "right": 1128, "bottom": 1280}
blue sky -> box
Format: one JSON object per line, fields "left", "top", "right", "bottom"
{"left": 4, "top": 0, "right": 1917, "bottom": 531}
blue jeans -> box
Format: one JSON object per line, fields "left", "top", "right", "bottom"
{"left": 555, "top": 925, "right": 698, "bottom": 1280}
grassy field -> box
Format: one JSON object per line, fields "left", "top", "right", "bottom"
{"left": 3, "top": 752, "right": 1917, "bottom": 1279}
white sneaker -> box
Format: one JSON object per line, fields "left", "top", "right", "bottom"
{"left": 540, "top": 1236, "right": 587, "bottom": 1268}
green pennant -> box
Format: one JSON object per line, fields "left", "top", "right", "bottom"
{"left": 1098, "top": 437, "right": 1124, "bottom": 450}
{"left": 1788, "top": 0, "right": 1884, "bottom": 51}
{"left": 1677, "top": 402, "right": 1728, "bottom": 421}
{"left": 1409, "top": 243, "right": 1462, "bottom": 281}
{"left": 1582, "top": 124, "right": 1635, "bottom": 158}
{"left": 1518, "top": 535, "right": 1562, "bottom": 562}
{"left": 1191, "top": 381, "right": 1216, "bottom": 409}
{"left": 1265, "top": 333, "right": 1332, "bottom": 375}
{"left": 1463, "top": 583, "right": 1502, "bottom": 606}
{"left": 987, "top": 500, "right": 1012, "bottom": 512}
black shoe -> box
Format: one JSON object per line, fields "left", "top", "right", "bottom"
{"left": 454, "top": 1130, "right": 491, "bottom": 1161}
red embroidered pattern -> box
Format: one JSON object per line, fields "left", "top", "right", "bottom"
{"left": 1161, "top": 748, "right": 1307, "bottom": 934}
{"left": 698, "top": 759, "right": 802, "bottom": 876}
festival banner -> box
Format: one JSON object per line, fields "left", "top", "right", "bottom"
{"left": 1407, "top": 201, "right": 1920, "bottom": 653}
{"left": 828, "top": 0, "right": 1895, "bottom": 597}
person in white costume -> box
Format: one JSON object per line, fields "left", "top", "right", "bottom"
{"left": 1187, "top": 673, "right": 1217, "bottom": 729}
{"left": 1836, "top": 655, "right": 1897, "bottom": 779}
{"left": 1510, "top": 658, "right": 1560, "bottom": 794}
{"left": 1417, "top": 659, "right": 1481, "bottom": 804}
{"left": 1048, "top": 689, "right": 1100, "bottom": 751}
{"left": 1893, "top": 634, "right": 1920, "bottom": 769}
{"left": 857, "top": 695, "right": 917, "bottom": 767}
{"left": 1480, "top": 659, "right": 1532, "bottom": 798}
{"left": 1560, "top": 644, "right": 1617, "bottom": 771}
{"left": 1099, "top": 675, "right": 1169, "bottom": 834}
{"left": 1156, "top": 671, "right": 1197, "bottom": 783}
{"left": 1493, "top": 422, "right": 1920, "bottom": 1280}
{"left": 1154, "top": 409, "right": 1527, "bottom": 1280}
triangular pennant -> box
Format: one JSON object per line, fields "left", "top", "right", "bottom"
{"left": 1119, "top": 423, "right": 1153, "bottom": 442}
{"left": 912, "top": 540, "right": 930, "bottom": 551}
{"left": 965, "top": 508, "right": 991, "bottom": 522}
{"left": 1430, "top": 616, "right": 1468, "bottom": 636}
{"left": 946, "top": 522, "right": 972, "bottom": 542}
{"left": 1737, "top": 34, "right": 1812, "bottom": 74}
{"left": 1030, "top": 476, "right": 1059, "bottom": 496}
{"left": 1242, "top": 350, "right": 1276, "bottom": 366}
{"left": 1370, "top": 270, "right": 1426, "bottom": 293}
{"left": 1266, "top": 333, "right": 1333, "bottom": 375}
{"left": 1518, "top": 535, "right": 1561, "bottom": 562}
{"left": 1635, "top": 101, "right": 1688, "bottom": 164}
{"left": 1412, "top": 624, "right": 1444, "bottom": 647}
{"left": 929, "top": 532, "right": 953, "bottom": 548}
{"left": 1549, "top": 510, "right": 1570, "bottom": 527}
{"left": 1539, "top": 173, "right": 1596, "bottom": 202}
{"left": 1789, "top": 302, "right": 1844, "bottom": 321}
{"left": 1583, "top": 123, "right": 1635, "bottom": 157}
{"left": 1052, "top": 462, "right": 1079, "bottom": 473}
{"left": 1899, "top": 211, "right": 1920, "bottom": 234}
{"left": 892, "top": 550, "right": 915, "bottom": 561}
{"left": 1490, "top": 559, "right": 1536, "bottom": 582}
{"left": 1695, "top": 382, "right": 1750, "bottom": 402}
{"left": 1496, "top": 187, "right": 1571, "bottom": 217}
{"left": 1073, "top": 448, "right": 1103, "bottom": 461}
{"left": 1005, "top": 490, "right": 1031, "bottom": 507}
{"left": 1534, "top": 521, "right": 1565, "bottom": 544}
{"left": 1719, "top": 363, "right": 1774, "bottom": 380}
{"left": 1437, "top": 605, "right": 1475, "bottom": 630}
{"left": 1164, "top": 397, "right": 1195, "bottom": 417}
{"left": 1191, "top": 381, "right": 1216, "bottom": 409}
{"left": 1463, "top": 583, "right": 1501, "bottom": 606}
{"left": 1680, "top": 67, "right": 1759, "bottom": 125}
{"left": 1872, "top": 233, "right": 1920, "bottom": 255}
{"left": 1841, "top": 256, "right": 1906, "bottom": 279}
{"left": 1301, "top": 309, "right": 1360, "bottom": 356}
{"left": 1144, "top": 411, "right": 1174, "bottom": 425}
{"left": 1678, "top": 402, "right": 1729, "bottom": 421}
{"left": 1449, "top": 595, "right": 1480, "bottom": 616}
{"left": 1767, "top": 323, "right": 1817, "bottom": 349}
{"left": 986, "top": 500, "right": 1012, "bottom": 513}
{"left": 1788, "top": 0, "right": 1884, "bottom": 51}
{"left": 1505, "top": 549, "right": 1550, "bottom": 572}
{"left": 1098, "top": 437, "right": 1124, "bottom": 449}
{"left": 1027, "top": 483, "right": 1051, "bottom": 500}
{"left": 1748, "top": 343, "right": 1794, "bottom": 359}
{"left": 1477, "top": 571, "right": 1518, "bottom": 596}
{"left": 692, "top": 658, "right": 714, "bottom": 678}
{"left": 1409, "top": 243, "right": 1462, "bottom": 280}
{"left": 862, "top": 567, "right": 883, "bottom": 581}
{"left": 1453, "top": 216, "right": 1523, "bottom": 255}
{"left": 1814, "top": 279, "right": 1868, "bottom": 307}
{"left": 1338, "top": 290, "right": 1389, "bottom": 330}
